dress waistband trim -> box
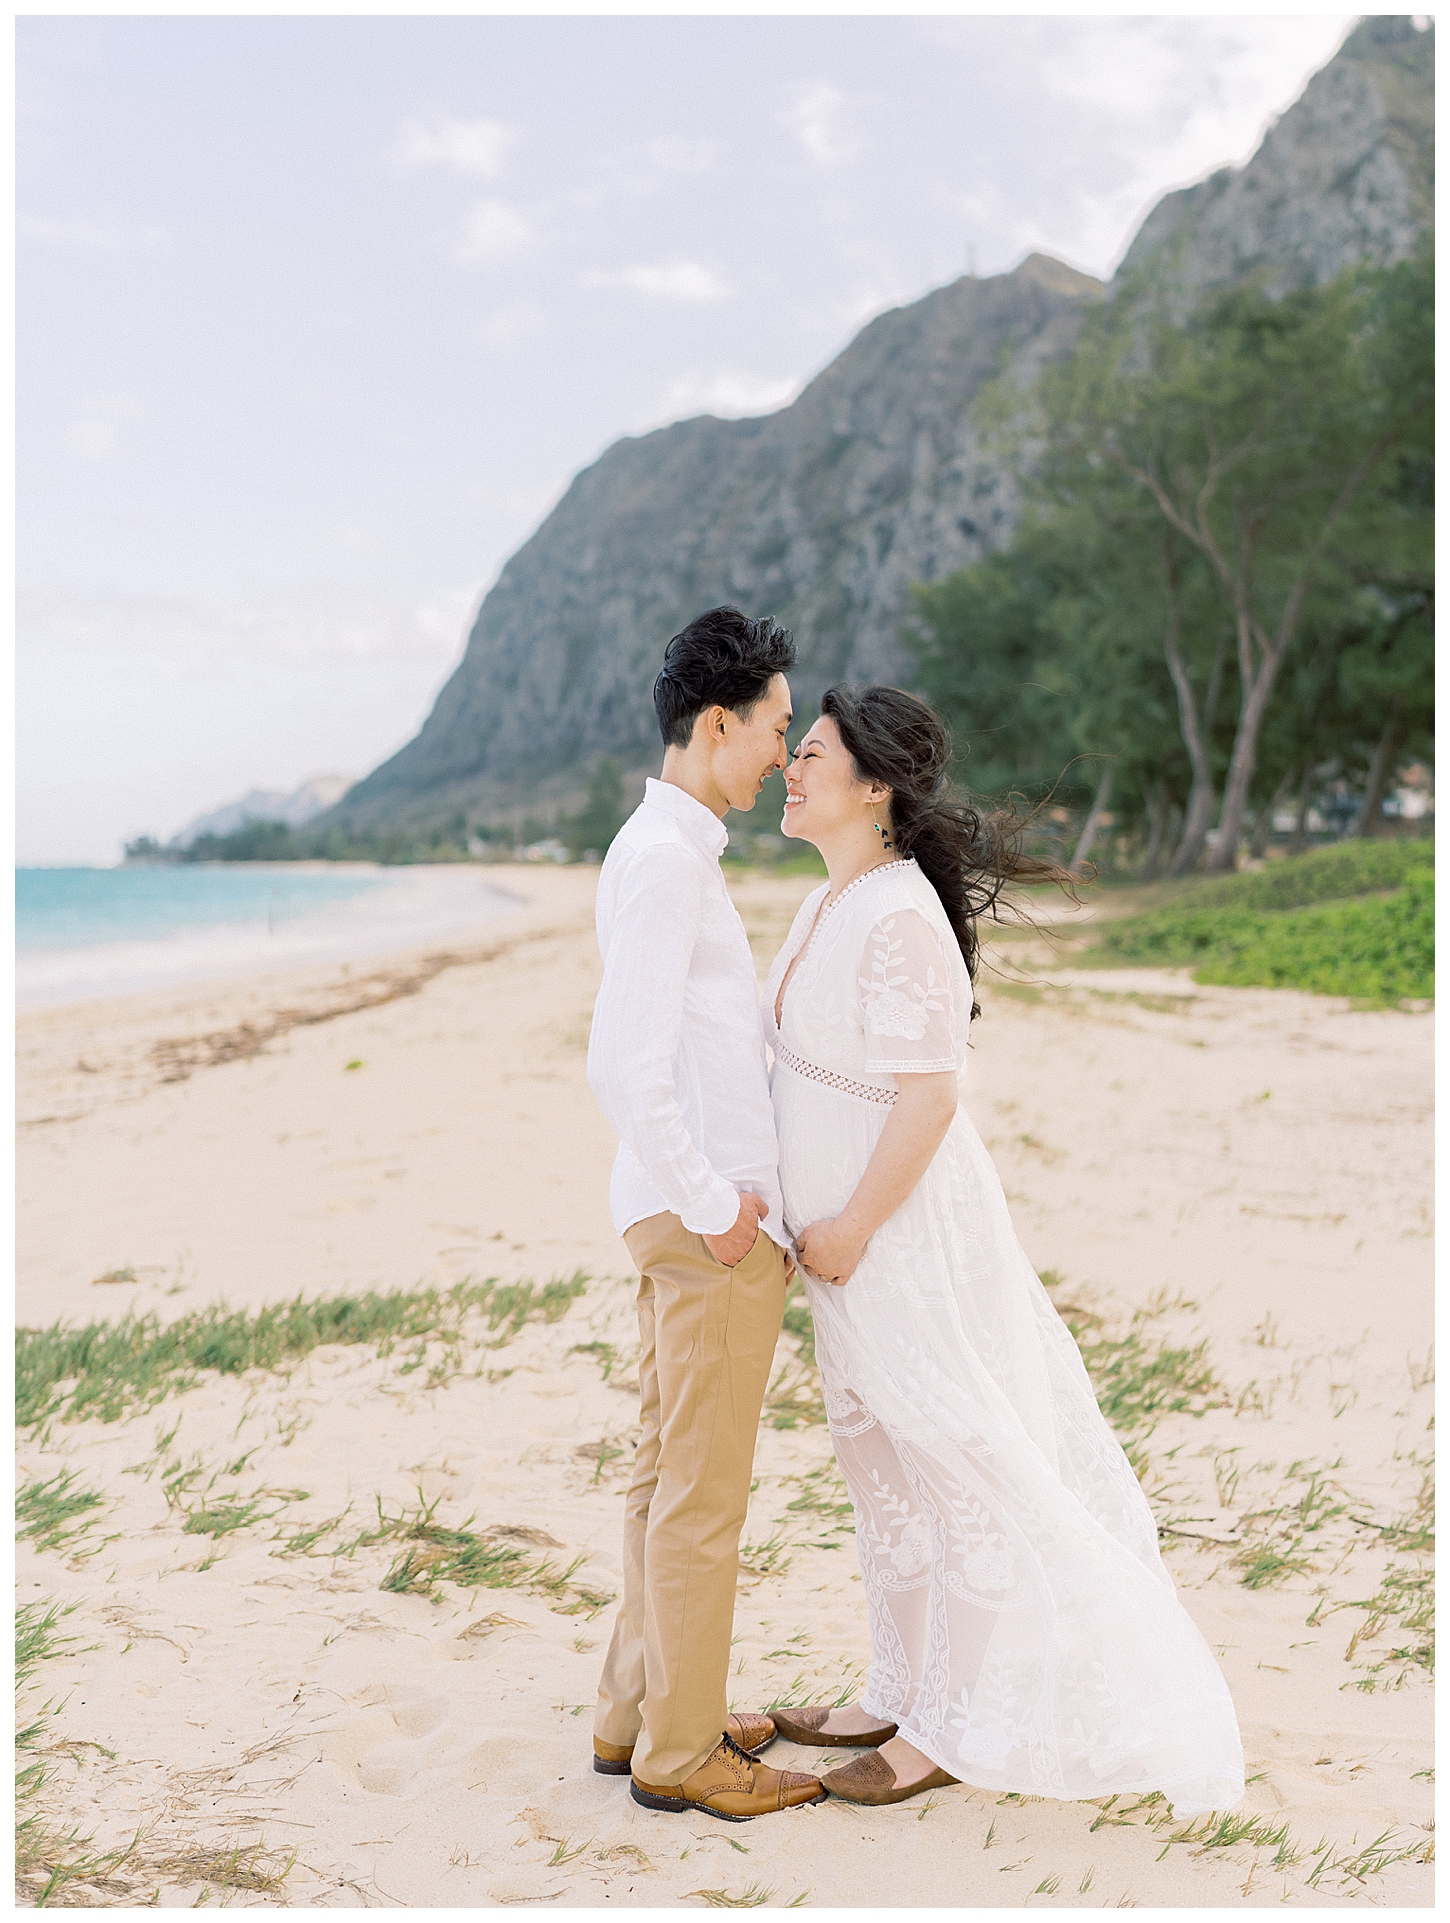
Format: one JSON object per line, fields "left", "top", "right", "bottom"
{"left": 775, "top": 1042, "right": 898, "bottom": 1107}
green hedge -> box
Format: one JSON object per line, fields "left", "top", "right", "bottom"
{"left": 1165, "top": 838, "right": 1433, "bottom": 915}
{"left": 1096, "top": 843, "right": 1433, "bottom": 1006}
{"left": 1192, "top": 875, "right": 1433, "bottom": 1003}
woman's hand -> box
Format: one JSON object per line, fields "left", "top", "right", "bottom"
{"left": 795, "top": 1216, "right": 867, "bottom": 1286}
{"left": 792, "top": 1074, "right": 958, "bottom": 1288}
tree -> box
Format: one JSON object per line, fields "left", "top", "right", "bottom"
{"left": 906, "top": 544, "right": 1078, "bottom": 805}
{"left": 564, "top": 757, "right": 627, "bottom": 859}
{"left": 1023, "top": 243, "right": 1433, "bottom": 866}
{"left": 122, "top": 834, "right": 172, "bottom": 862}
{"left": 181, "top": 819, "right": 293, "bottom": 862}
{"left": 905, "top": 507, "right": 1206, "bottom": 874}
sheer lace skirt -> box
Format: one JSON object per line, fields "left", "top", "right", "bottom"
{"left": 775, "top": 1074, "right": 1244, "bottom": 1817}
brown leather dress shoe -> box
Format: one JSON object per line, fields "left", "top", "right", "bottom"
{"left": 632, "top": 1730, "right": 825, "bottom": 1822}
{"left": 770, "top": 1705, "right": 898, "bottom": 1748}
{"left": 594, "top": 1713, "right": 777, "bottom": 1776}
{"left": 823, "top": 1750, "right": 959, "bottom": 1806}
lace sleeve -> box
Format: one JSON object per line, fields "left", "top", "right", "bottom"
{"left": 859, "top": 910, "right": 959, "bottom": 1074}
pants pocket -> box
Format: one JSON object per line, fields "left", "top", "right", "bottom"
{"left": 727, "top": 1228, "right": 763, "bottom": 1272}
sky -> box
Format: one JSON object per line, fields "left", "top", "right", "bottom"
{"left": 17, "top": 11, "right": 1357, "bottom": 864}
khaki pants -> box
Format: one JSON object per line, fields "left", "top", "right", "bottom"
{"left": 594, "top": 1212, "right": 789, "bottom": 1785}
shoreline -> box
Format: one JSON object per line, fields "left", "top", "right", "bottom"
{"left": 15, "top": 862, "right": 544, "bottom": 1013}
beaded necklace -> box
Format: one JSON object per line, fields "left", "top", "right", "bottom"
{"left": 774, "top": 857, "right": 915, "bottom": 1031}
{"left": 820, "top": 855, "right": 914, "bottom": 922}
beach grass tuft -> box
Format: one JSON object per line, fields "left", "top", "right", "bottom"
{"left": 1337, "top": 1466, "right": 1435, "bottom": 1687}
{"left": 763, "top": 1282, "right": 825, "bottom": 1428}
{"left": 783, "top": 1460, "right": 855, "bottom": 1548}
{"left": 737, "top": 1532, "right": 794, "bottom": 1580}
{"left": 180, "top": 1496, "right": 275, "bottom": 1540}
{"left": 153, "top": 1842, "right": 297, "bottom": 1894}
{"left": 17, "top": 1469, "right": 109, "bottom": 1558}
{"left": 1046, "top": 1286, "right": 1229, "bottom": 1438}
{"left": 16, "top": 1271, "right": 590, "bottom": 1428}
{"left": 15, "top": 1599, "right": 140, "bottom": 1908}
{"left": 568, "top": 1339, "right": 632, "bottom": 1385}
{"left": 690, "top": 1885, "right": 777, "bottom": 1907}
{"left": 294, "top": 1489, "right": 615, "bottom": 1616}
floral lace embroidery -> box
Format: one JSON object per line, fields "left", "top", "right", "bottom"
{"left": 861, "top": 917, "right": 945, "bottom": 1043}
{"left": 770, "top": 864, "right": 1243, "bottom": 1815}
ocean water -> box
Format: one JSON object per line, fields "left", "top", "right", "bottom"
{"left": 15, "top": 863, "right": 523, "bottom": 1009}
{"left": 17, "top": 865, "right": 387, "bottom": 952}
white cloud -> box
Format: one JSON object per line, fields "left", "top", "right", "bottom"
{"left": 582, "top": 259, "right": 730, "bottom": 303}
{"left": 451, "top": 198, "right": 532, "bottom": 265}
{"left": 387, "top": 111, "right": 514, "bottom": 179}
{"left": 663, "top": 369, "right": 799, "bottom": 419}
{"left": 20, "top": 213, "right": 169, "bottom": 252}
{"left": 781, "top": 81, "right": 857, "bottom": 165}
{"left": 18, "top": 579, "right": 477, "bottom": 673}
{"left": 558, "top": 135, "right": 723, "bottom": 218}
{"left": 65, "top": 390, "right": 145, "bottom": 463}
{"left": 477, "top": 299, "right": 548, "bottom": 345}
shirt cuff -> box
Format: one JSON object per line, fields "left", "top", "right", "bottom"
{"left": 679, "top": 1176, "right": 745, "bottom": 1238}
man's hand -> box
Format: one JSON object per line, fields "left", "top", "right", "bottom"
{"left": 794, "top": 1215, "right": 867, "bottom": 1287}
{"left": 703, "top": 1191, "right": 768, "bottom": 1268}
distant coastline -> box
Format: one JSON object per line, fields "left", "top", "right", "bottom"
{"left": 16, "top": 863, "right": 524, "bottom": 1010}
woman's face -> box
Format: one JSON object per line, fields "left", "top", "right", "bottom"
{"left": 781, "top": 714, "right": 888, "bottom": 844}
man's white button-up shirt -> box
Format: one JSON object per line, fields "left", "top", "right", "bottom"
{"left": 587, "top": 778, "right": 787, "bottom": 1247}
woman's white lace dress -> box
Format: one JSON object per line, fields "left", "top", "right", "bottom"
{"left": 763, "top": 859, "right": 1244, "bottom": 1817}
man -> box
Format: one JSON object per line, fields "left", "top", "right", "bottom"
{"left": 586, "top": 606, "right": 825, "bottom": 1823}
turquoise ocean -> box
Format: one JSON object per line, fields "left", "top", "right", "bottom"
{"left": 15, "top": 873, "right": 384, "bottom": 953}
{"left": 17, "top": 865, "right": 386, "bottom": 953}
{"left": 15, "top": 864, "right": 520, "bottom": 1008}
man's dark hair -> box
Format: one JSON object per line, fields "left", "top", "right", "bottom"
{"left": 653, "top": 606, "right": 796, "bottom": 750}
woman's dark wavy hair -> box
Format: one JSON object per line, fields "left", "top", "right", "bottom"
{"left": 819, "top": 684, "right": 1074, "bottom": 1018}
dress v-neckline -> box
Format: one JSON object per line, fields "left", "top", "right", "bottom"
{"left": 772, "top": 859, "right": 913, "bottom": 1032}
{"left": 773, "top": 888, "right": 830, "bottom": 1033}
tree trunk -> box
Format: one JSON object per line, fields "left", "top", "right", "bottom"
{"left": 1140, "top": 780, "right": 1172, "bottom": 882}
{"left": 1169, "top": 781, "right": 1216, "bottom": 877}
{"left": 1071, "top": 759, "right": 1116, "bottom": 874}
{"left": 1161, "top": 552, "right": 1227, "bottom": 878}
{"left": 1350, "top": 698, "right": 1406, "bottom": 838}
{"left": 1209, "top": 618, "right": 1290, "bottom": 870}
{"left": 1250, "top": 764, "right": 1298, "bottom": 859}
{"left": 1289, "top": 765, "right": 1315, "bottom": 855}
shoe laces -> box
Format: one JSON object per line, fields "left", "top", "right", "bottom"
{"left": 720, "top": 1728, "right": 755, "bottom": 1769}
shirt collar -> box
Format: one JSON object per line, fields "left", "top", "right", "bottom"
{"left": 643, "top": 777, "right": 729, "bottom": 859}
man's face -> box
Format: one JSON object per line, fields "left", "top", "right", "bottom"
{"left": 715, "top": 673, "right": 793, "bottom": 813}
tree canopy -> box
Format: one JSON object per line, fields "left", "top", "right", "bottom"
{"left": 907, "top": 242, "right": 1433, "bottom": 873}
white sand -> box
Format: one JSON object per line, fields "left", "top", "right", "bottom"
{"left": 16, "top": 866, "right": 1433, "bottom": 1907}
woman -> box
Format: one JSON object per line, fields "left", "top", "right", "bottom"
{"left": 761, "top": 685, "right": 1244, "bottom": 1816}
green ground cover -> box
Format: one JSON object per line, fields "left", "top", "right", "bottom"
{"left": 1092, "top": 841, "right": 1433, "bottom": 1005}
{"left": 16, "top": 1273, "right": 589, "bottom": 1428}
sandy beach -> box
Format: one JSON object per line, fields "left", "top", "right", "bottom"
{"left": 16, "top": 864, "right": 1433, "bottom": 1908}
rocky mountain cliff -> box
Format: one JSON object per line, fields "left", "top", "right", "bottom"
{"left": 1119, "top": 15, "right": 1432, "bottom": 300}
{"left": 331, "top": 16, "right": 1431, "bottom": 834}
{"left": 336, "top": 256, "right": 1099, "bottom": 829}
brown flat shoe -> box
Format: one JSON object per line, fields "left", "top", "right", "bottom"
{"left": 632, "top": 1730, "right": 825, "bottom": 1822}
{"left": 770, "top": 1705, "right": 898, "bottom": 1748}
{"left": 594, "top": 1712, "right": 776, "bottom": 1776}
{"left": 824, "top": 1750, "right": 959, "bottom": 1807}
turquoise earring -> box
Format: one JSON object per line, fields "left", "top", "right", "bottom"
{"left": 874, "top": 819, "right": 893, "bottom": 849}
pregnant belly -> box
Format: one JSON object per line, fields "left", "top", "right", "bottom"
{"left": 772, "top": 1070, "right": 884, "bottom": 1231}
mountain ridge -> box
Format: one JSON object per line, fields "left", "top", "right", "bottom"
{"left": 329, "top": 16, "right": 1431, "bottom": 835}
{"left": 171, "top": 774, "right": 354, "bottom": 849}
